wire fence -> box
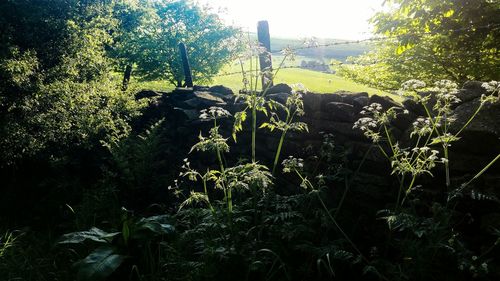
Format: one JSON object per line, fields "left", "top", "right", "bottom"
{"left": 270, "top": 22, "right": 500, "bottom": 53}
{"left": 210, "top": 23, "right": 500, "bottom": 79}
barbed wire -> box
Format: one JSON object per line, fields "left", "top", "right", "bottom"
{"left": 211, "top": 23, "right": 500, "bottom": 78}
{"left": 270, "top": 23, "right": 500, "bottom": 54}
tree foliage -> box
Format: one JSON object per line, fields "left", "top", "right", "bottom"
{"left": 0, "top": 0, "right": 240, "bottom": 164}
{"left": 0, "top": 0, "right": 140, "bottom": 164}
{"left": 339, "top": 0, "right": 500, "bottom": 90}
{"left": 120, "top": 0, "right": 240, "bottom": 86}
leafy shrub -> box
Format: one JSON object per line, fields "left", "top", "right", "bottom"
{"left": 59, "top": 211, "right": 175, "bottom": 281}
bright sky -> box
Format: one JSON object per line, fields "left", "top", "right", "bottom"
{"left": 197, "top": 0, "right": 386, "bottom": 40}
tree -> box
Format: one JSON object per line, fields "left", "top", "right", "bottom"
{"left": 339, "top": 0, "right": 500, "bottom": 90}
{"left": 0, "top": 0, "right": 141, "bottom": 164}
{"left": 122, "top": 0, "right": 241, "bottom": 86}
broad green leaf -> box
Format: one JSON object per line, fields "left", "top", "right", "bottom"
{"left": 76, "top": 247, "right": 125, "bottom": 281}
{"left": 135, "top": 215, "right": 175, "bottom": 236}
{"left": 58, "top": 227, "right": 120, "bottom": 244}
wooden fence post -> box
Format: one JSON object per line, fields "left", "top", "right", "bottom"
{"left": 257, "top": 20, "right": 273, "bottom": 89}
{"left": 122, "top": 64, "right": 132, "bottom": 91}
{"left": 178, "top": 42, "right": 194, "bottom": 87}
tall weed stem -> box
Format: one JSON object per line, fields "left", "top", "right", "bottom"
{"left": 272, "top": 130, "right": 287, "bottom": 174}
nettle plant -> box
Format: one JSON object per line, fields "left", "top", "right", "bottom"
{"left": 353, "top": 80, "right": 500, "bottom": 207}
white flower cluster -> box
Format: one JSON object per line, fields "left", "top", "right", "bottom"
{"left": 354, "top": 102, "right": 400, "bottom": 143}
{"left": 360, "top": 103, "right": 383, "bottom": 114}
{"left": 480, "top": 81, "right": 499, "bottom": 104}
{"left": 398, "top": 79, "right": 427, "bottom": 100}
{"left": 481, "top": 81, "right": 499, "bottom": 93}
{"left": 282, "top": 156, "right": 304, "bottom": 173}
{"left": 432, "top": 80, "right": 459, "bottom": 94}
{"left": 436, "top": 92, "right": 461, "bottom": 104}
{"left": 353, "top": 117, "right": 378, "bottom": 131}
{"left": 430, "top": 80, "right": 461, "bottom": 115}
{"left": 410, "top": 147, "right": 439, "bottom": 160}
{"left": 411, "top": 117, "right": 434, "bottom": 137}
{"left": 199, "top": 106, "right": 232, "bottom": 120}
{"left": 401, "top": 79, "right": 426, "bottom": 91}
{"left": 353, "top": 103, "right": 387, "bottom": 143}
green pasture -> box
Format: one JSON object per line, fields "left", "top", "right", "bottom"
{"left": 211, "top": 68, "right": 390, "bottom": 95}
{"left": 131, "top": 55, "right": 401, "bottom": 101}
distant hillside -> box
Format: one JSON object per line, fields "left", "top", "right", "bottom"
{"left": 249, "top": 33, "right": 371, "bottom": 62}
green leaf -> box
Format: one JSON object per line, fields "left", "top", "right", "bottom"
{"left": 443, "top": 9, "right": 454, "bottom": 18}
{"left": 259, "top": 122, "right": 275, "bottom": 131}
{"left": 396, "top": 44, "right": 408, "bottom": 55}
{"left": 362, "top": 265, "right": 379, "bottom": 276}
{"left": 135, "top": 215, "right": 175, "bottom": 236}
{"left": 179, "top": 191, "right": 210, "bottom": 210}
{"left": 58, "top": 227, "right": 120, "bottom": 244}
{"left": 232, "top": 111, "right": 247, "bottom": 142}
{"left": 75, "top": 247, "right": 125, "bottom": 281}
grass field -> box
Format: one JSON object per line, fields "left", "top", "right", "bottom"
{"left": 208, "top": 55, "right": 394, "bottom": 96}
{"left": 134, "top": 68, "right": 400, "bottom": 101}
{"left": 131, "top": 54, "right": 401, "bottom": 100}
{"left": 211, "top": 68, "right": 389, "bottom": 95}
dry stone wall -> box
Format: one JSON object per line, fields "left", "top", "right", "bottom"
{"left": 135, "top": 82, "right": 500, "bottom": 197}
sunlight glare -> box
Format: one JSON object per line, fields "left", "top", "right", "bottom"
{"left": 197, "top": 0, "right": 386, "bottom": 40}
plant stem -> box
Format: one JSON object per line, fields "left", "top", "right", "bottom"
{"left": 395, "top": 174, "right": 405, "bottom": 210}
{"left": 455, "top": 103, "right": 484, "bottom": 137}
{"left": 377, "top": 144, "right": 390, "bottom": 160}
{"left": 461, "top": 153, "right": 500, "bottom": 190}
{"left": 443, "top": 145, "right": 450, "bottom": 189}
{"left": 272, "top": 129, "right": 287, "bottom": 175}
{"left": 252, "top": 104, "right": 257, "bottom": 162}
{"left": 227, "top": 186, "right": 233, "bottom": 214}
{"left": 268, "top": 55, "right": 288, "bottom": 87}
{"left": 333, "top": 175, "right": 349, "bottom": 218}
{"left": 422, "top": 103, "right": 442, "bottom": 136}
{"left": 214, "top": 119, "right": 225, "bottom": 173}
{"left": 272, "top": 109, "right": 298, "bottom": 175}
{"left": 400, "top": 175, "right": 417, "bottom": 206}
{"left": 213, "top": 118, "right": 231, "bottom": 215}
{"left": 202, "top": 177, "right": 215, "bottom": 214}
{"left": 383, "top": 125, "right": 396, "bottom": 156}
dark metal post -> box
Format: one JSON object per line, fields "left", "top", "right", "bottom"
{"left": 257, "top": 20, "right": 273, "bottom": 89}
{"left": 122, "top": 64, "right": 132, "bottom": 91}
{"left": 178, "top": 42, "right": 193, "bottom": 87}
